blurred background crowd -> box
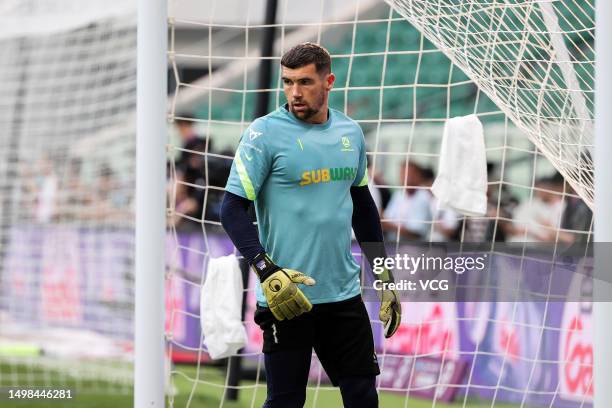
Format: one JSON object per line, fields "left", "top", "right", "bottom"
{"left": 17, "top": 113, "right": 591, "bottom": 247}
{"left": 165, "top": 116, "right": 592, "bottom": 244}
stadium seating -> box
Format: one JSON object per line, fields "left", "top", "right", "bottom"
{"left": 196, "top": 6, "right": 591, "bottom": 124}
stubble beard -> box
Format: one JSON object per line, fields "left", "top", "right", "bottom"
{"left": 290, "top": 92, "right": 326, "bottom": 122}
{"left": 292, "top": 105, "right": 317, "bottom": 121}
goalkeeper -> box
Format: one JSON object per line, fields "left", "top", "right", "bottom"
{"left": 220, "top": 42, "right": 400, "bottom": 408}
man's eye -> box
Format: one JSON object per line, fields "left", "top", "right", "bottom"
{"left": 283, "top": 79, "right": 292, "bottom": 85}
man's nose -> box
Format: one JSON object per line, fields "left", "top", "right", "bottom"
{"left": 292, "top": 85, "right": 302, "bottom": 98}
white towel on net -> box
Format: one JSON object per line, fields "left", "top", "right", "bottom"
{"left": 200, "top": 254, "right": 247, "bottom": 359}
{"left": 431, "top": 114, "right": 488, "bottom": 216}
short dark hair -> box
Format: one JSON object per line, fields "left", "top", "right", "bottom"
{"left": 281, "top": 42, "right": 331, "bottom": 74}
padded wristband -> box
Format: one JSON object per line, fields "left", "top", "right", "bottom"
{"left": 251, "top": 253, "right": 281, "bottom": 281}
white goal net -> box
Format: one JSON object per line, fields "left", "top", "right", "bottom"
{"left": 167, "top": 0, "right": 594, "bottom": 407}
{"left": 0, "top": 0, "right": 136, "bottom": 393}
{"left": 0, "top": 0, "right": 597, "bottom": 406}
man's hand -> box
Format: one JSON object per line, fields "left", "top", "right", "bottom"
{"left": 261, "top": 268, "right": 315, "bottom": 320}
{"left": 379, "top": 288, "right": 401, "bottom": 338}
{"left": 376, "top": 267, "right": 401, "bottom": 338}
{"left": 251, "top": 253, "right": 316, "bottom": 321}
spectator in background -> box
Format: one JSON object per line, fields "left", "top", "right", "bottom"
{"left": 36, "top": 159, "right": 59, "bottom": 223}
{"left": 205, "top": 147, "right": 233, "bottom": 223}
{"left": 170, "top": 147, "right": 204, "bottom": 232}
{"left": 175, "top": 115, "right": 200, "bottom": 148}
{"left": 18, "top": 161, "right": 38, "bottom": 221}
{"left": 94, "top": 164, "right": 130, "bottom": 223}
{"left": 168, "top": 168, "right": 201, "bottom": 232}
{"left": 460, "top": 162, "right": 515, "bottom": 243}
{"left": 171, "top": 115, "right": 234, "bottom": 225}
{"left": 422, "top": 167, "right": 461, "bottom": 242}
{"left": 559, "top": 192, "right": 592, "bottom": 244}
{"left": 57, "top": 158, "right": 92, "bottom": 222}
{"left": 557, "top": 155, "right": 593, "bottom": 244}
{"left": 172, "top": 114, "right": 211, "bottom": 221}
{"left": 174, "top": 115, "right": 205, "bottom": 171}
{"left": 177, "top": 138, "right": 233, "bottom": 224}
{"left": 19, "top": 156, "right": 58, "bottom": 223}
{"left": 537, "top": 172, "right": 592, "bottom": 244}
{"left": 179, "top": 139, "right": 206, "bottom": 218}
{"left": 383, "top": 160, "right": 432, "bottom": 240}
{"left": 507, "top": 174, "right": 565, "bottom": 242}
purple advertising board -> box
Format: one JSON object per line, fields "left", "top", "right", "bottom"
{"left": 1, "top": 227, "right": 593, "bottom": 406}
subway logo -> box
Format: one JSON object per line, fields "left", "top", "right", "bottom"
{"left": 300, "top": 167, "right": 357, "bottom": 186}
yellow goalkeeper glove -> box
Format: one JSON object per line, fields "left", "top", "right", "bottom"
{"left": 377, "top": 268, "right": 402, "bottom": 338}
{"left": 379, "top": 288, "right": 401, "bottom": 338}
{"left": 251, "top": 253, "right": 316, "bottom": 321}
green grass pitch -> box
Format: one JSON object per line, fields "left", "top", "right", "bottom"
{"left": 1, "top": 362, "right": 519, "bottom": 407}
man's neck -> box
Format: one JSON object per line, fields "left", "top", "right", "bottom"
{"left": 303, "top": 106, "right": 330, "bottom": 125}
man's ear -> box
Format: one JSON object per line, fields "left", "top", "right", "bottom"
{"left": 326, "top": 73, "right": 335, "bottom": 91}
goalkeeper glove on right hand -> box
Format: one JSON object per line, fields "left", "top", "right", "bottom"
{"left": 251, "top": 253, "right": 316, "bottom": 321}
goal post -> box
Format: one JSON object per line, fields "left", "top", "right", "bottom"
{"left": 594, "top": 0, "right": 612, "bottom": 407}
{"left": 135, "top": 0, "right": 168, "bottom": 406}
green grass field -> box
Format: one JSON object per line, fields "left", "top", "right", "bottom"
{"left": 1, "top": 362, "right": 519, "bottom": 407}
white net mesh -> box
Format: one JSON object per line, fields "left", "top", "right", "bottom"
{"left": 0, "top": 0, "right": 596, "bottom": 406}
{"left": 167, "top": 0, "right": 594, "bottom": 407}
{"left": 0, "top": 0, "right": 136, "bottom": 393}
{"left": 387, "top": 0, "right": 594, "bottom": 207}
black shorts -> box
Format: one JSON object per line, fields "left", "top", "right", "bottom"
{"left": 254, "top": 295, "right": 380, "bottom": 385}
